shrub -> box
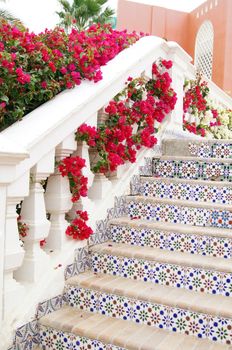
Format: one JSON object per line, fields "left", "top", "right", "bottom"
{"left": 0, "top": 21, "right": 141, "bottom": 130}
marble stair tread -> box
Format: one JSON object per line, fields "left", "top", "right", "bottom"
{"left": 109, "top": 217, "right": 232, "bottom": 238}
{"left": 90, "top": 242, "right": 232, "bottom": 273}
{"left": 156, "top": 155, "right": 232, "bottom": 164}
{"left": 139, "top": 176, "right": 232, "bottom": 187}
{"left": 126, "top": 195, "right": 232, "bottom": 211}
{"left": 66, "top": 271, "right": 232, "bottom": 318}
{"left": 38, "top": 306, "right": 231, "bottom": 350}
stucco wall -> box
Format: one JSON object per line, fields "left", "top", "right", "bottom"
{"left": 117, "top": 0, "right": 153, "bottom": 33}
{"left": 117, "top": 0, "right": 232, "bottom": 96}
{"left": 188, "top": 0, "right": 231, "bottom": 95}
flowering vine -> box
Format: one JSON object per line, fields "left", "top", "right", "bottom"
{"left": 58, "top": 156, "right": 93, "bottom": 240}
{"left": 183, "top": 74, "right": 232, "bottom": 139}
{"left": 76, "top": 59, "right": 177, "bottom": 174}
{"left": 66, "top": 210, "right": 93, "bottom": 240}
{"left": 17, "top": 59, "right": 176, "bottom": 242}
{"left": 0, "top": 21, "right": 142, "bottom": 130}
{"left": 58, "top": 156, "right": 88, "bottom": 203}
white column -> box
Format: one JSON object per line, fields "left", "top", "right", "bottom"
{"left": 4, "top": 197, "right": 25, "bottom": 313}
{"left": 88, "top": 173, "right": 112, "bottom": 200}
{"left": 14, "top": 152, "right": 54, "bottom": 282}
{"left": 162, "top": 42, "right": 192, "bottom": 139}
{"left": 0, "top": 185, "right": 6, "bottom": 326}
{"left": 0, "top": 135, "right": 28, "bottom": 326}
{"left": 97, "top": 107, "right": 108, "bottom": 126}
{"left": 88, "top": 108, "right": 112, "bottom": 200}
{"left": 45, "top": 134, "right": 76, "bottom": 250}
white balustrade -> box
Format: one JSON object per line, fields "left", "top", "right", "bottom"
{"left": 45, "top": 134, "right": 76, "bottom": 250}
{"left": 1, "top": 36, "right": 225, "bottom": 346}
{"left": 186, "top": 60, "right": 232, "bottom": 110}
{"left": 14, "top": 152, "right": 54, "bottom": 282}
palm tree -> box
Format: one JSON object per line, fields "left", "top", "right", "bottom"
{"left": 0, "top": 0, "right": 23, "bottom": 26}
{"left": 56, "top": 0, "right": 115, "bottom": 32}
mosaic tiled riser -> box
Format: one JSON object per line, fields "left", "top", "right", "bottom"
{"left": 140, "top": 180, "right": 232, "bottom": 205}
{"left": 188, "top": 142, "right": 232, "bottom": 159}
{"left": 109, "top": 225, "right": 232, "bottom": 259}
{"left": 127, "top": 200, "right": 232, "bottom": 229}
{"left": 152, "top": 160, "right": 231, "bottom": 181}
{"left": 12, "top": 319, "right": 39, "bottom": 350}
{"left": 39, "top": 325, "right": 125, "bottom": 350}
{"left": 67, "top": 286, "right": 232, "bottom": 345}
{"left": 91, "top": 252, "right": 232, "bottom": 297}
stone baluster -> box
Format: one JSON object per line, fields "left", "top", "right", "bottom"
{"left": 45, "top": 134, "right": 76, "bottom": 250}
{"left": 97, "top": 107, "right": 108, "bottom": 126}
{"left": 14, "top": 151, "right": 55, "bottom": 282}
{"left": 162, "top": 42, "right": 192, "bottom": 138}
{"left": 0, "top": 185, "right": 5, "bottom": 325}
{"left": 86, "top": 108, "right": 112, "bottom": 201}
{"left": 0, "top": 135, "right": 28, "bottom": 342}
{"left": 4, "top": 172, "right": 29, "bottom": 315}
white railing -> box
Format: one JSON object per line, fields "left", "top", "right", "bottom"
{"left": 186, "top": 63, "right": 232, "bottom": 110}
{"left": 0, "top": 36, "right": 193, "bottom": 348}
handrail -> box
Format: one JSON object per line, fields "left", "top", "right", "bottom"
{"left": 1, "top": 36, "right": 166, "bottom": 179}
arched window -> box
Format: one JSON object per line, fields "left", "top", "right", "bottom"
{"left": 194, "top": 20, "right": 214, "bottom": 79}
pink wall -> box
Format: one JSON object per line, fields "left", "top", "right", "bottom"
{"left": 151, "top": 7, "right": 189, "bottom": 50}
{"left": 117, "top": 0, "right": 153, "bottom": 33}
{"left": 188, "top": 0, "right": 230, "bottom": 94}
{"left": 117, "top": 0, "right": 232, "bottom": 96}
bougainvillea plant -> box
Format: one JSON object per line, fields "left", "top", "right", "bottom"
{"left": 0, "top": 21, "right": 142, "bottom": 130}
{"left": 58, "top": 156, "right": 93, "bottom": 240}
{"left": 66, "top": 210, "right": 93, "bottom": 240}
{"left": 183, "top": 73, "right": 232, "bottom": 139}
{"left": 76, "top": 59, "right": 177, "bottom": 173}
{"left": 58, "top": 156, "right": 88, "bottom": 203}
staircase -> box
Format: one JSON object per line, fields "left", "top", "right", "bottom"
{"left": 37, "top": 139, "right": 232, "bottom": 350}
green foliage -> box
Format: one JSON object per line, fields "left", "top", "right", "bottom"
{"left": 56, "top": 0, "right": 115, "bottom": 31}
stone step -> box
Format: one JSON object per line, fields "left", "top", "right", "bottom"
{"left": 138, "top": 176, "right": 232, "bottom": 205}
{"left": 152, "top": 156, "right": 232, "bottom": 181}
{"left": 66, "top": 271, "right": 232, "bottom": 344}
{"left": 153, "top": 156, "right": 231, "bottom": 181}
{"left": 126, "top": 196, "right": 232, "bottom": 229}
{"left": 109, "top": 218, "right": 232, "bottom": 259}
{"left": 38, "top": 305, "right": 232, "bottom": 349}
{"left": 90, "top": 242, "right": 232, "bottom": 297}
{"left": 162, "top": 139, "right": 232, "bottom": 159}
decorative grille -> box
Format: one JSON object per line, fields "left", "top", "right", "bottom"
{"left": 194, "top": 20, "right": 214, "bottom": 79}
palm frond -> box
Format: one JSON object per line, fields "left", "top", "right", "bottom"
{"left": 56, "top": 0, "right": 115, "bottom": 31}
{"left": 96, "top": 0, "right": 108, "bottom": 5}
{"left": 58, "top": 0, "right": 72, "bottom": 12}
{"left": 0, "top": 9, "right": 23, "bottom": 26}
